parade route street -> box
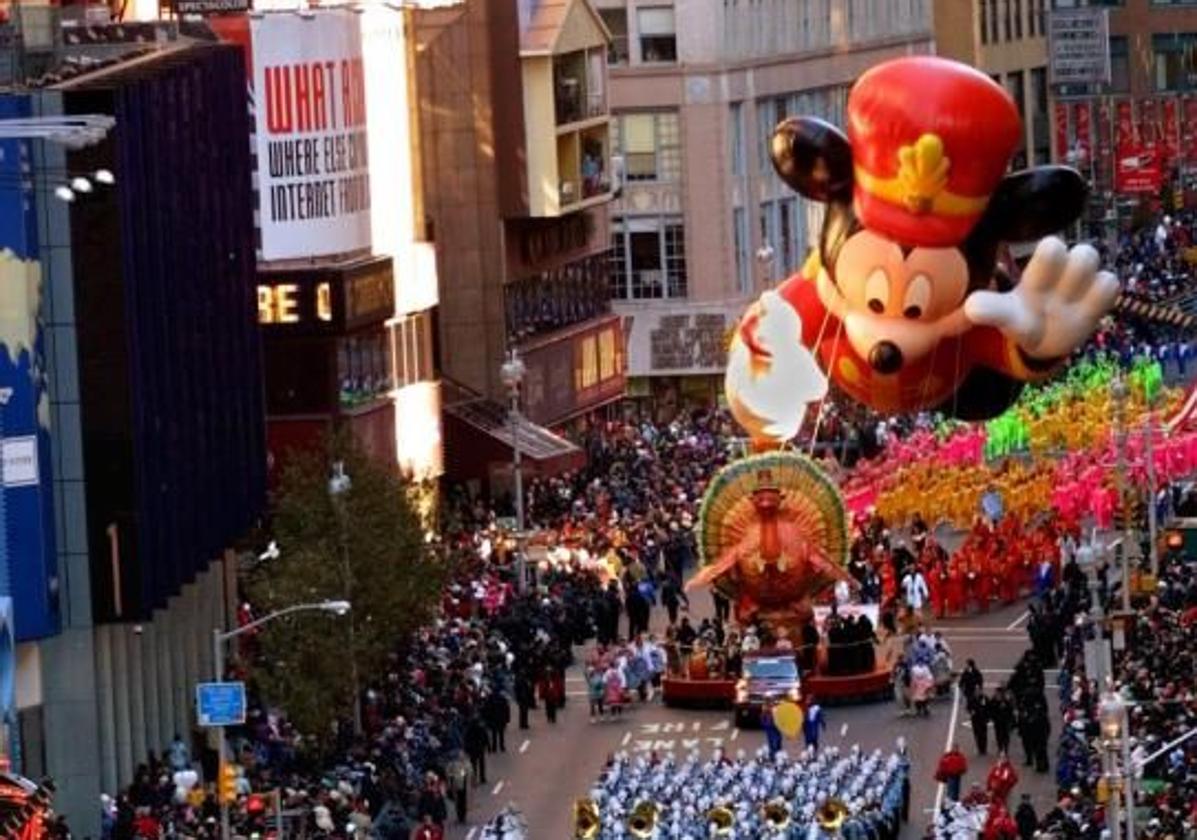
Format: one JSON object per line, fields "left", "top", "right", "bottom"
{"left": 446, "top": 600, "right": 1062, "bottom": 839}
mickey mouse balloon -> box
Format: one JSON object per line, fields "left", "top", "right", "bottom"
{"left": 725, "top": 56, "right": 1119, "bottom": 443}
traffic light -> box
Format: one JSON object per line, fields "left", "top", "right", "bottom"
{"left": 218, "top": 763, "right": 237, "bottom": 805}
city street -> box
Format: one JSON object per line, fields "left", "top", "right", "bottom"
{"left": 447, "top": 599, "right": 1062, "bottom": 839}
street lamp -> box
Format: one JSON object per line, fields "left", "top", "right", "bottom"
{"left": 328, "top": 461, "right": 362, "bottom": 736}
{"left": 1111, "top": 374, "right": 1133, "bottom": 613}
{"left": 756, "top": 242, "right": 776, "bottom": 286}
{"left": 500, "top": 349, "right": 528, "bottom": 594}
{"left": 1099, "top": 691, "right": 1133, "bottom": 840}
{"left": 212, "top": 600, "right": 351, "bottom": 840}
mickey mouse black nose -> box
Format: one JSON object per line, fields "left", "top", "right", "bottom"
{"left": 869, "top": 341, "right": 903, "bottom": 374}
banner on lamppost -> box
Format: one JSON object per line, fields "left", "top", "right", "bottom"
{"left": 1054, "top": 101, "right": 1069, "bottom": 163}
{"left": 1048, "top": 8, "right": 1111, "bottom": 87}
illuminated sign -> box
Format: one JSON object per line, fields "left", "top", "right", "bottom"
{"left": 257, "top": 281, "right": 333, "bottom": 326}
{"left": 257, "top": 257, "right": 393, "bottom": 333}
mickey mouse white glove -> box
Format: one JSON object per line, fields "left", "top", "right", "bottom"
{"left": 963, "top": 236, "right": 1120, "bottom": 360}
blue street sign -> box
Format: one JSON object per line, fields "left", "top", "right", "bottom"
{"left": 196, "top": 681, "right": 246, "bottom": 727}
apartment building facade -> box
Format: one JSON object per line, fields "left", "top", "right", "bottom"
{"left": 595, "top": 0, "right": 933, "bottom": 414}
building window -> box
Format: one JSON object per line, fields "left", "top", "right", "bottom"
{"left": 1013, "top": 0, "right": 1022, "bottom": 38}
{"left": 600, "top": 8, "right": 629, "bottom": 65}
{"left": 637, "top": 7, "right": 677, "bottom": 64}
{"left": 980, "top": 0, "right": 989, "bottom": 44}
{"left": 729, "top": 102, "right": 745, "bottom": 176}
{"left": 1003, "top": 0, "right": 1012, "bottom": 41}
{"left": 340, "top": 329, "right": 390, "bottom": 407}
{"left": 390, "top": 311, "right": 435, "bottom": 390}
{"left": 733, "top": 208, "right": 750, "bottom": 295}
{"left": 1153, "top": 33, "right": 1197, "bottom": 92}
{"left": 989, "top": 0, "right": 999, "bottom": 42}
{"left": 1031, "top": 66, "right": 1050, "bottom": 164}
{"left": 553, "top": 48, "right": 605, "bottom": 126}
{"left": 759, "top": 198, "right": 803, "bottom": 280}
{"left": 1110, "top": 36, "right": 1130, "bottom": 92}
{"left": 612, "top": 111, "right": 681, "bottom": 182}
{"left": 610, "top": 217, "right": 688, "bottom": 300}
{"left": 506, "top": 256, "right": 610, "bottom": 342}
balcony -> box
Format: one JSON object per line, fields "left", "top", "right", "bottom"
{"left": 505, "top": 250, "right": 611, "bottom": 343}
{"left": 553, "top": 48, "right": 606, "bottom": 127}
{"left": 556, "top": 122, "right": 612, "bottom": 212}
{"left": 519, "top": 0, "right": 613, "bottom": 217}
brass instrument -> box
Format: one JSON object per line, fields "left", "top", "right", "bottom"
{"left": 706, "top": 804, "right": 734, "bottom": 837}
{"left": 572, "top": 798, "right": 600, "bottom": 839}
{"left": 816, "top": 797, "right": 850, "bottom": 835}
{"left": 762, "top": 797, "right": 791, "bottom": 831}
{"left": 627, "top": 800, "right": 659, "bottom": 839}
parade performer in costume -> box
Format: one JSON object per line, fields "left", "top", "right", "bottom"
{"left": 726, "top": 55, "right": 1118, "bottom": 429}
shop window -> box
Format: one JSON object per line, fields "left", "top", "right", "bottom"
{"left": 637, "top": 7, "right": 677, "bottom": 63}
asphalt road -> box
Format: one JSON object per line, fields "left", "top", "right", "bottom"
{"left": 446, "top": 595, "right": 1064, "bottom": 840}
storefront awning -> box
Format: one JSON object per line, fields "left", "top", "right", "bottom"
{"left": 446, "top": 396, "right": 580, "bottom": 461}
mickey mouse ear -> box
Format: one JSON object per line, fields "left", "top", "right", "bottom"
{"left": 771, "top": 117, "right": 854, "bottom": 204}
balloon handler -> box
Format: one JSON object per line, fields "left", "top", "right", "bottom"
{"left": 727, "top": 56, "right": 1119, "bottom": 438}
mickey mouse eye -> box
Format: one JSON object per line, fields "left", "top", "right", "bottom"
{"left": 865, "top": 269, "right": 889, "bottom": 314}
{"left": 903, "top": 273, "right": 931, "bottom": 319}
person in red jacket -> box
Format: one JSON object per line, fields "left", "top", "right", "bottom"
{"left": 935, "top": 743, "right": 969, "bottom": 802}
{"left": 413, "top": 814, "right": 445, "bottom": 840}
{"left": 983, "top": 801, "right": 1019, "bottom": 840}
{"left": 986, "top": 752, "right": 1020, "bottom": 806}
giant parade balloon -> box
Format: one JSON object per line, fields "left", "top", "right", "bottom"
{"left": 725, "top": 55, "right": 1120, "bottom": 446}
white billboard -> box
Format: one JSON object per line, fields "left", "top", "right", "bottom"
{"left": 1048, "top": 8, "right": 1111, "bottom": 87}
{"left": 251, "top": 11, "right": 373, "bottom": 260}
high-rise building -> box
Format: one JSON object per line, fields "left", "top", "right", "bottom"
{"left": 0, "top": 34, "right": 266, "bottom": 834}
{"left": 414, "top": 0, "right": 623, "bottom": 488}
{"left": 1041, "top": 0, "right": 1197, "bottom": 230}
{"left": 596, "top": 0, "right": 933, "bottom": 416}
{"left": 933, "top": 0, "right": 1052, "bottom": 171}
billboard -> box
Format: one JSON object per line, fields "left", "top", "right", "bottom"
{"left": 1048, "top": 8, "right": 1110, "bottom": 87}
{"left": 0, "top": 95, "right": 59, "bottom": 641}
{"left": 250, "top": 11, "right": 372, "bottom": 261}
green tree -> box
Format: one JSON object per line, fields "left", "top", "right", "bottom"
{"left": 243, "top": 433, "right": 447, "bottom": 741}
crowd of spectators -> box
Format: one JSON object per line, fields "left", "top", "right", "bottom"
{"left": 1045, "top": 548, "right": 1197, "bottom": 840}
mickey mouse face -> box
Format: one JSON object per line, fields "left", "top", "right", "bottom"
{"left": 818, "top": 230, "right": 973, "bottom": 373}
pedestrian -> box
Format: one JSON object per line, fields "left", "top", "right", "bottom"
{"left": 712, "top": 590, "right": 731, "bottom": 625}
{"left": 1014, "top": 794, "right": 1038, "bottom": 840}
{"left": 464, "top": 714, "right": 489, "bottom": 785}
{"left": 901, "top": 566, "right": 930, "bottom": 621}
{"left": 959, "top": 659, "right": 984, "bottom": 710}
{"left": 537, "top": 663, "right": 564, "bottom": 724}
{"left": 514, "top": 669, "right": 534, "bottom": 731}
{"left": 910, "top": 661, "right": 934, "bottom": 717}
{"left": 935, "top": 744, "right": 968, "bottom": 802}
{"left": 761, "top": 702, "right": 783, "bottom": 757}
{"left": 990, "top": 688, "right": 1015, "bottom": 755}
{"left": 412, "top": 814, "right": 444, "bottom": 840}
{"left": 970, "top": 693, "right": 991, "bottom": 756}
{"left": 803, "top": 700, "right": 827, "bottom": 751}
{"left": 482, "top": 689, "right": 510, "bottom": 753}
{"left": 986, "top": 752, "right": 1019, "bottom": 806}
{"left": 444, "top": 750, "right": 470, "bottom": 824}
{"left": 660, "top": 573, "right": 687, "bottom": 626}
{"left": 416, "top": 773, "right": 447, "bottom": 829}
